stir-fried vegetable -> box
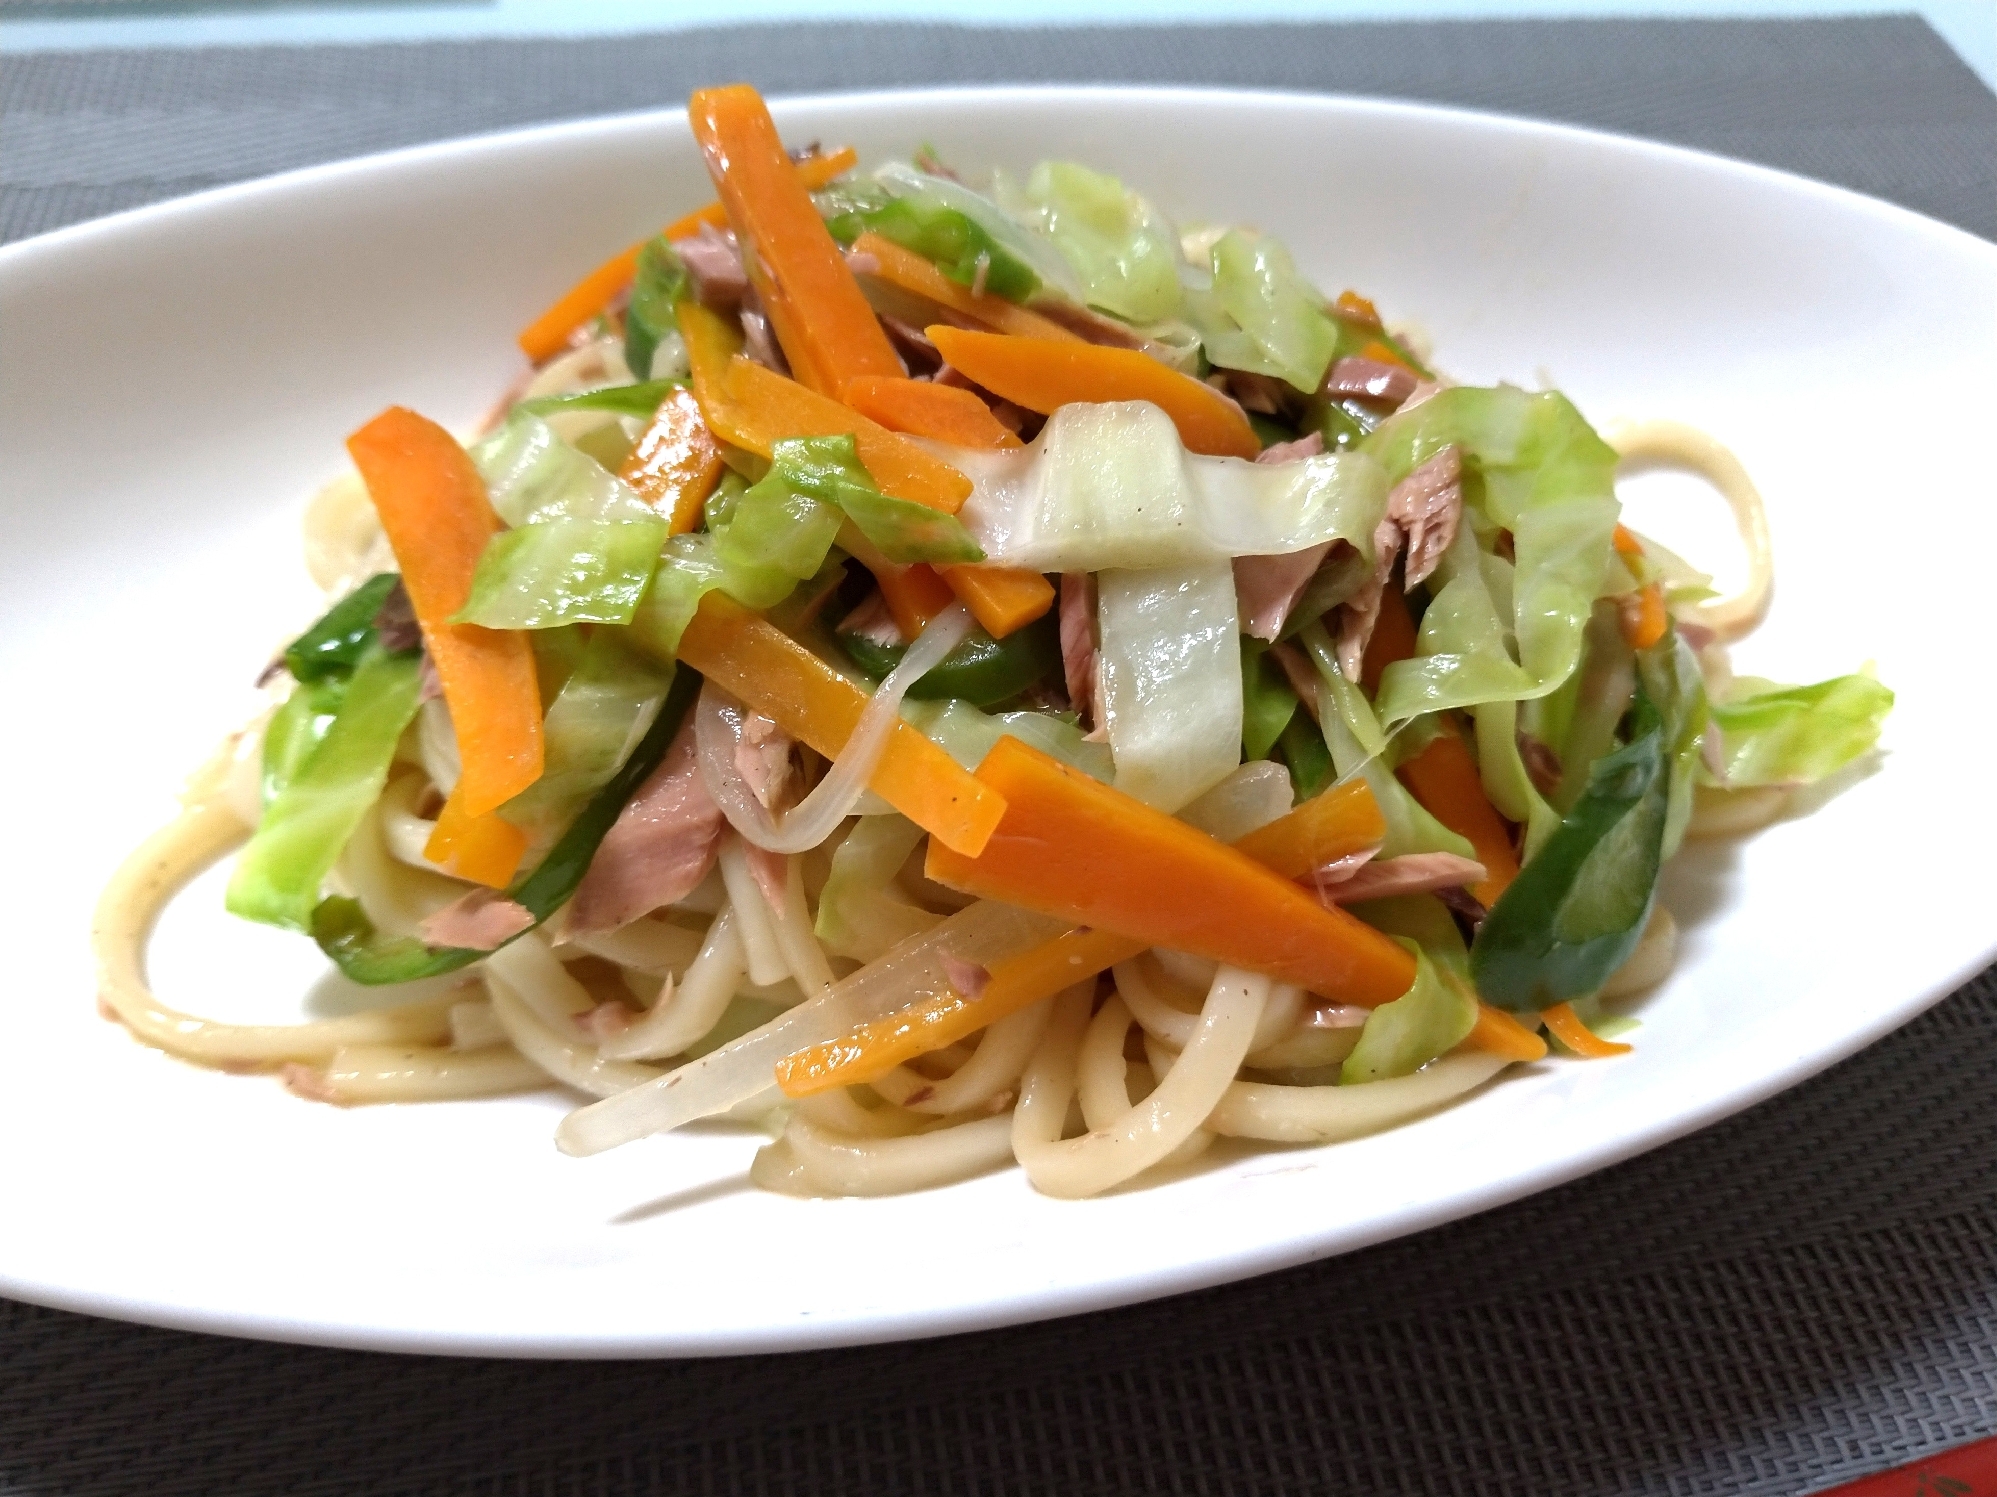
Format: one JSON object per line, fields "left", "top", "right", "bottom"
{"left": 838, "top": 610, "right": 1060, "bottom": 706}
{"left": 347, "top": 406, "right": 542, "bottom": 818}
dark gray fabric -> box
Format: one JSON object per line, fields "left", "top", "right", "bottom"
{"left": 2, "top": 13, "right": 1994, "bottom": 246}
{"left": 2, "top": 16, "right": 1993, "bottom": 1497}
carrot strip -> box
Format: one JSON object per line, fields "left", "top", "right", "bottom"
{"left": 519, "top": 147, "right": 859, "bottom": 365}
{"left": 926, "top": 325, "right": 1260, "bottom": 459}
{"left": 841, "top": 525, "right": 957, "bottom": 640}
{"left": 1361, "top": 579, "right": 1419, "bottom": 694}
{"left": 1396, "top": 725, "right": 1520, "bottom": 909}
{"left": 674, "top": 593, "right": 1005, "bottom": 857}
{"left": 1359, "top": 338, "right": 1413, "bottom": 371}
{"left": 1233, "top": 778, "right": 1387, "bottom": 879}
{"left": 1612, "top": 523, "right": 1645, "bottom": 558}
{"left": 1620, "top": 581, "right": 1668, "bottom": 650}
{"left": 517, "top": 243, "right": 642, "bottom": 365}
{"left": 850, "top": 231, "right": 1083, "bottom": 343}
{"left": 784, "top": 779, "right": 1395, "bottom": 1095}
{"left": 347, "top": 408, "right": 542, "bottom": 817}
{"left": 679, "top": 300, "right": 747, "bottom": 413}
{"left": 617, "top": 386, "right": 724, "bottom": 534}
{"left": 926, "top": 738, "right": 1416, "bottom": 1003}
{"left": 840, "top": 375, "right": 1023, "bottom": 450}
{"left": 422, "top": 788, "right": 528, "bottom": 889}
{"left": 663, "top": 146, "right": 857, "bottom": 241}
{"left": 709, "top": 356, "right": 973, "bottom": 513}
{"left": 1542, "top": 1001, "right": 1632, "bottom": 1058}
{"left": 1464, "top": 1003, "right": 1548, "bottom": 1062}
{"left": 775, "top": 927, "right": 1145, "bottom": 1098}
{"left": 1334, "top": 290, "right": 1382, "bottom": 328}
{"left": 837, "top": 373, "right": 1053, "bottom": 638}
{"left": 688, "top": 86, "right": 900, "bottom": 398}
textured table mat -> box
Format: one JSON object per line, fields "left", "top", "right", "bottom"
{"left": 3, "top": 15, "right": 1994, "bottom": 1497}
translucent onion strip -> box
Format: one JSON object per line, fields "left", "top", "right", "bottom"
{"left": 556, "top": 899, "right": 1063, "bottom": 1156}
{"left": 695, "top": 604, "right": 975, "bottom": 854}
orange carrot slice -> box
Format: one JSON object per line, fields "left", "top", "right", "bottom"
{"left": 850, "top": 231, "right": 1083, "bottom": 343}
{"left": 422, "top": 787, "right": 528, "bottom": 889}
{"left": 674, "top": 593, "right": 1005, "bottom": 857}
{"left": 1542, "top": 1001, "right": 1632, "bottom": 1058}
{"left": 709, "top": 356, "right": 973, "bottom": 513}
{"left": 688, "top": 86, "right": 901, "bottom": 397}
{"left": 841, "top": 374, "right": 1023, "bottom": 450}
{"left": 1464, "top": 1004, "right": 1548, "bottom": 1062}
{"left": 347, "top": 408, "right": 542, "bottom": 818}
{"left": 663, "top": 146, "right": 857, "bottom": 242}
{"left": 1361, "top": 579, "right": 1419, "bottom": 694}
{"left": 1620, "top": 581, "right": 1668, "bottom": 650}
{"left": 518, "top": 147, "right": 858, "bottom": 365}
{"left": 1612, "top": 523, "right": 1645, "bottom": 558}
{"left": 517, "top": 244, "right": 643, "bottom": 365}
{"left": 838, "top": 373, "right": 1054, "bottom": 639}
{"left": 926, "top": 325, "right": 1260, "bottom": 459}
{"left": 784, "top": 778, "right": 1397, "bottom": 1096}
{"left": 618, "top": 386, "right": 724, "bottom": 534}
{"left": 925, "top": 738, "right": 1416, "bottom": 1003}
{"left": 1396, "top": 726, "right": 1520, "bottom": 909}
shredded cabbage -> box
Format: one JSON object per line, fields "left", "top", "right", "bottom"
{"left": 1340, "top": 898, "right": 1477, "bottom": 1083}
{"left": 1710, "top": 672, "right": 1891, "bottom": 787}
{"left": 813, "top": 815, "right": 943, "bottom": 963}
{"left": 1367, "top": 386, "right": 1621, "bottom": 730}
{"left": 902, "top": 698, "right": 1114, "bottom": 782}
{"left": 1016, "top": 160, "right": 1183, "bottom": 323}
{"left": 946, "top": 401, "right": 1388, "bottom": 571}
{"left": 873, "top": 161, "right": 1084, "bottom": 303}
{"left": 459, "top": 412, "right": 667, "bottom": 629}
{"left": 1183, "top": 230, "right": 1338, "bottom": 394}
{"left": 1097, "top": 559, "right": 1243, "bottom": 812}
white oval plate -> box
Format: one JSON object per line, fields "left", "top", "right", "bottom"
{"left": 1, "top": 87, "right": 1991, "bottom": 1357}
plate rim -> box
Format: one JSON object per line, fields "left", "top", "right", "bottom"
{"left": 3, "top": 83, "right": 1993, "bottom": 1359}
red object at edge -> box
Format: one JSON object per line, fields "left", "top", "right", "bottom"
{"left": 1813, "top": 1435, "right": 1997, "bottom": 1496}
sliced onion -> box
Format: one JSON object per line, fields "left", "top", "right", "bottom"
{"left": 695, "top": 603, "right": 974, "bottom": 855}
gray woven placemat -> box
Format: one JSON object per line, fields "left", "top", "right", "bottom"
{"left": 2, "top": 16, "right": 1993, "bottom": 1497}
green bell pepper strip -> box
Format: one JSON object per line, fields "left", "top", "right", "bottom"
{"left": 308, "top": 662, "right": 701, "bottom": 985}
{"left": 282, "top": 572, "right": 400, "bottom": 683}
{"left": 227, "top": 641, "right": 424, "bottom": 932}
{"left": 1278, "top": 713, "right": 1334, "bottom": 800}
{"left": 518, "top": 379, "right": 682, "bottom": 420}
{"left": 1240, "top": 638, "right": 1299, "bottom": 762}
{"left": 1471, "top": 671, "right": 1684, "bottom": 1009}
{"left": 836, "top": 612, "right": 1060, "bottom": 707}
{"left": 623, "top": 236, "right": 689, "bottom": 384}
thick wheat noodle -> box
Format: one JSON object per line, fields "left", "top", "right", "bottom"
{"left": 793, "top": 1088, "right": 924, "bottom": 1137}
{"left": 1195, "top": 1048, "right": 1512, "bottom": 1143}
{"left": 1605, "top": 418, "right": 1773, "bottom": 642}
{"left": 770, "top": 854, "right": 837, "bottom": 997}
{"left": 487, "top": 975, "right": 663, "bottom": 1098}
{"left": 337, "top": 781, "right": 463, "bottom": 937}
{"left": 1113, "top": 955, "right": 1304, "bottom": 1058}
{"left": 870, "top": 998, "right": 1053, "bottom": 1115}
{"left": 284, "top": 1042, "right": 548, "bottom": 1104}
{"left": 1078, "top": 992, "right": 1212, "bottom": 1170}
{"left": 598, "top": 904, "right": 747, "bottom": 1060}
{"left": 716, "top": 835, "right": 790, "bottom": 986}
{"left": 563, "top": 916, "right": 706, "bottom": 977}
{"left": 486, "top": 934, "right": 592, "bottom": 1027}
{"left": 92, "top": 800, "right": 460, "bottom": 1065}
{"left": 1013, "top": 965, "right": 1269, "bottom": 1199}
{"left": 761, "top": 1112, "right": 1017, "bottom": 1197}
